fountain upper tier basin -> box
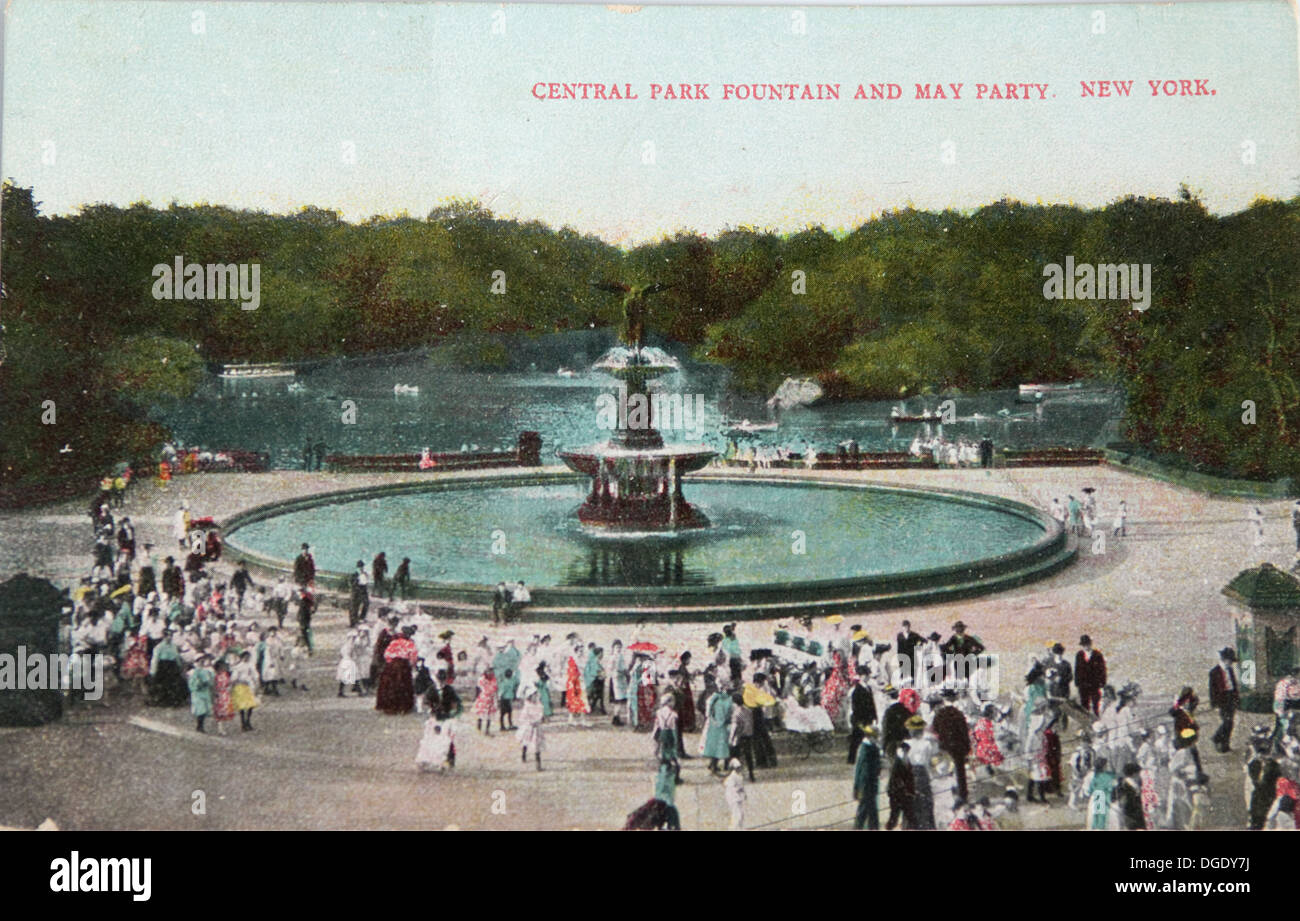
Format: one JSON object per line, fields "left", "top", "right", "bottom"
{"left": 557, "top": 445, "right": 716, "bottom": 476}
{"left": 591, "top": 345, "right": 680, "bottom": 379}
{"left": 220, "top": 472, "right": 1074, "bottom": 623}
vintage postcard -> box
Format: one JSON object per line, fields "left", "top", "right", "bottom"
{"left": 1, "top": 0, "right": 1299, "bottom": 869}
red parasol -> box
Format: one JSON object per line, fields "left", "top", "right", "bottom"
{"left": 628, "top": 641, "right": 660, "bottom": 653}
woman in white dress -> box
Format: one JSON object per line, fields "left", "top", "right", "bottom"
{"left": 336, "top": 628, "right": 363, "bottom": 696}
{"left": 517, "top": 688, "right": 545, "bottom": 770}
{"left": 416, "top": 717, "right": 453, "bottom": 773}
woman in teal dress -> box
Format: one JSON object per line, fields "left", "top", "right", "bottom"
{"left": 654, "top": 758, "right": 681, "bottom": 830}
{"left": 536, "top": 663, "right": 553, "bottom": 718}
{"left": 1085, "top": 756, "right": 1118, "bottom": 830}
{"left": 1022, "top": 662, "right": 1048, "bottom": 739}
{"left": 188, "top": 655, "right": 214, "bottom": 732}
{"left": 702, "top": 686, "right": 734, "bottom": 773}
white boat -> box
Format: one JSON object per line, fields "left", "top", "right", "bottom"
{"left": 393, "top": 384, "right": 420, "bottom": 395}
{"left": 725, "top": 418, "right": 779, "bottom": 433}
{"left": 1018, "top": 382, "right": 1089, "bottom": 402}
{"left": 219, "top": 363, "right": 294, "bottom": 380}
{"left": 556, "top": 367, "right": 577, "bottom": 378}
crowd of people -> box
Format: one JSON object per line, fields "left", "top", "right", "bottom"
{"left": 68, "top": 493, "right": 317, "bottom": 735}
{"left": 906, "top": 435, "right": 995, "bottom": 468}
{"left": 53, "top": 472, "right": 1300, "bottom": 831}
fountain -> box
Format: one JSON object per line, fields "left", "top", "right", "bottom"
{"left": 558, "top": 282, "right": 715, "bottom": 530}
{"left": 219, "top": 284, "right": 1076, "bottom": 621}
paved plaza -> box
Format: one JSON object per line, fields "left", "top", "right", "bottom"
{"left": 1, "top": 465, "right": 1292, "bottom": 830}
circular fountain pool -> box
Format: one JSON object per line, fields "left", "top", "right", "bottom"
{"left": 222, "top": 472, "right": 1072, "bottom": 622}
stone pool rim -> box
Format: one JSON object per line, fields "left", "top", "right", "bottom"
{"left": 219, "top": 470, "right": 1075, "bottom": 622}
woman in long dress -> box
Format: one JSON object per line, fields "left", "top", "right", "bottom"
{"left": 121, "top": 632, "right": 150, "bottom": 694}
{"left": 1024, "top": 698, "right": 1053, "bottom": 803}
{"left": 336, "top": 629, "right": 363, "bottom": 697}
{"left": 820, "top": 651, "right": 850, "bottom": 729}
{"left": 376, "top": 626, "right": 419, "bottom": 715}
{"left": 517, "top": 689, "right": 545, "bottom": 770}
{"left": 905, "top": 718, "right": 937, "bottom": 829}
{"left": 675, "top": 652, "right": 696, "bottom": 733}
{"left": 971, "top": 704, "right": 1004, "bottom": 771}
{"left": 149, "top": 630, "right": 189, "bottom": 707}
{"left": 258, "top": 628, "right": 283, "bottom": 695}
{"left": 474, "top": 668, "right": 498, "bottom": 734}
{"left": 632, "top": 654, "right": 657, "bottom": 732}
{"left": 535, "top": 663, "right": 553, "bottom": 719}
{"left": 212, "top": 659, "right": 235, "bottom": 734}
{"left": 416, "top": 717, "right": 453, "bottom": 773}
{"left": 188, "top": 656, "right": 214, "bottom": 732}
{"left": 701, "top": 684, "right": 734, "bottom": 774}
{"left": 565, "top": 644, "right": 590, "bottom": 723}
{"left": 1083, "top": 756, "right": 1118, "bottom": 830}
{"left": 1134, "top": 729, "right": 1161, "bottom": 828}
{"left": 230, "top": 651, "right": 260, "bottom": 731}
{"left": 610, "top": 640, "right": 629, "bottom": 726}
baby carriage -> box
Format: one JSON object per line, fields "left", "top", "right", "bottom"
{"left": 781, "top": 667, "right": 835, "bottom": 759}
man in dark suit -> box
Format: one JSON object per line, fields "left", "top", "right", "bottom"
{"left": 846, "top": 668, "right": 878, "bottom": 763}
{"left": 1114, "top": 763, "right": 1147, "bottom": 829}
{"left": 425, "top": 669, "right": 463, "bottom": 767}
{"left": 1045, "top": 643, "right": 1073, "bottom": 700}
{"left": 1075, "top": 634, "right": 1107, "bottom": 715}
{"left": 160, "top": 556, "right": 183, "bottom": 598}
{"left": 293, "top": 543, "right": 315, "bottom": 588}
{"left": 895, "top": 620, "right": 923, "bottom": 673}
{"left": 1208, "top": 647, "right": 1240, "bottom": 753}
{"left": 932, "top": 688, "right": 972, "bottom": 801}
{"left": 852, "top": 726, "right": 882, "bottom": 830}
{"left": 941, "top": 621, "right": 985, "bottom": 658}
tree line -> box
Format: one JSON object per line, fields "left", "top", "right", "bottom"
{"left": 2, "top": 181, "right": 1296, "bottom": 489}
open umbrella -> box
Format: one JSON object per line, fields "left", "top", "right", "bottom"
{"left": 628, "top": 641, "right": 660, "bottom": 653}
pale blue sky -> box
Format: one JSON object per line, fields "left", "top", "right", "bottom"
{"left": 3, "top": 1, "right": 1297, "bottom": 244}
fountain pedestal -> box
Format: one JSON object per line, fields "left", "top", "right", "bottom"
{"left": 558, "top": 347, "right": 715, "bottom": 532}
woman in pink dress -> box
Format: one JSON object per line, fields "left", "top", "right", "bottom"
{"left": 474, "top": 668, "right": 498, "bottom": 734}
{"left": 212, "top": 659, "right": 235, "bottom": 734}
{"left": 971, "top": 704, "right": 1004, "bottom": 772}
{"left": 121, "top": 632, "right": 150, "bottom": 693}
{"left": 376, "top": 627, "right": 419, "bottom": 714}
{"left": 820, "top": 651, "right": 850, "bottom": 728}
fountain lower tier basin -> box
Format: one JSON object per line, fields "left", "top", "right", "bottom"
{"left": 221, "top": 472, "right": 1074, "bottom": 622}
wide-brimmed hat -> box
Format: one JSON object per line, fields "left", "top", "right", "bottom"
{"left": 1219, "top": 648, "right": 1237, "bottom": 661}
{"left": 905, "top": 715, "right": 926, "bottom": 730}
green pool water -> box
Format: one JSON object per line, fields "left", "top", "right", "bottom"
{"left": 224, "top": 478, "right": 1049, "bottom": 590}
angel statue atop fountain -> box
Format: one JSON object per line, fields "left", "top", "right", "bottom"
{"left": 590, "top": 281, "right": 672, "bottom": 353}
